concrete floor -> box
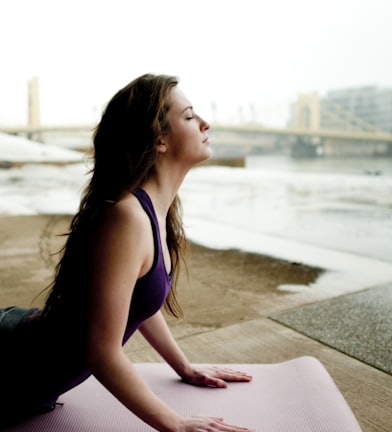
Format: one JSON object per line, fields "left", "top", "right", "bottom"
{"left": 272, "top": 284, "right": 392, "bottom": 375}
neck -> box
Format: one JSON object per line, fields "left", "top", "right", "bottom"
{"left": 141, "top": 166, "right": 189, "bottom": 219}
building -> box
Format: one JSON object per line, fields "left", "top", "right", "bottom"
{"left": 322, "top": 86, "right": 392, "bottom": 133}
{"left": 287, "top": 86, "right": 392, "bottom": 156}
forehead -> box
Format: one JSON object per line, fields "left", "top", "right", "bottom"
{"left": 167, "top": 86, "right": 191, "bottom": 112}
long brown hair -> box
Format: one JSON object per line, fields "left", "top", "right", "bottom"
{"left": 44, "top": 74, "right": 186, "bottom": 318}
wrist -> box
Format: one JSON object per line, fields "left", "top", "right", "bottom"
{"left": 170, "top": 359, "right": 194, "bottom": 381}
{"left": 176, "top": 363, "right": 195, "bottom": 381}
{"left": 158, "top": 415, "right": 186, "bottom": 432}
{"left": 173, "top": 417, "right": 186, "bottom": 432}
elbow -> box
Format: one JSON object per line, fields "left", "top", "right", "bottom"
{"left": 85, "top": 342, "right": 104, "bottom": 372}
{"left": 85, "top": 339, "right": 116, "bottom": 374}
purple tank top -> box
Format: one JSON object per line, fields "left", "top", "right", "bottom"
{"left": 123, "top": 188, "right": 173, "bottom": 341}
{"left": 20, "top": 188, "right": 172, "bottom": 407}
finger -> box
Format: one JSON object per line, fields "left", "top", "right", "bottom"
{"left": 217, "top": 367, "right": 252, "bottom": 377}
{"left": 203, "top": 417, "right": 255, "bottom": 431}
{"left": 212, "top": 420, "right": 255, "bottom": 431}
{"left": 212, "top": 367, "right": 253, "bottom": 382}
{"left": 203, "top": 375, "right": 228, "bottom": 388}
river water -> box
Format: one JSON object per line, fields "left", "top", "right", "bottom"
{"left": 180, "top": 155, "right": 392, "bottom": 267}
{"left": 1, "top": 144, "right": 391, "bottom": 279}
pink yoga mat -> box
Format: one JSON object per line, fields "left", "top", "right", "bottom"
{"left": 4, "top": 357, "right": 362, "bottom": 431}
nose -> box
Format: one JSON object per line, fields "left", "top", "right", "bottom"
{"left": 200, "top": 117, "right": 210, "bottom": 131}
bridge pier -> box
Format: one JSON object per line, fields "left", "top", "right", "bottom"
{"left": 27, "top": 77, "right": 43, "bottom": 142}
{"left": 290, "top": 136, "right": 323, "bottom": 158}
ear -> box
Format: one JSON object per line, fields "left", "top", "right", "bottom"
{"left": 156, "top": 136, "right": 168, "bottom": 154}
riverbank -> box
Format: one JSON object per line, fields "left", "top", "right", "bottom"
{"left": 0, "top": 214, "right": 322, "bottom": 314}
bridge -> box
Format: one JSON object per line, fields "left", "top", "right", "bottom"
{"left": 1, "top": 123, "right": 392, "bottom": 143}
{"left": 1, "top": 122, "right": 391, "bottom": 159}
{"left": 1, "top": 78, "right": 392, "bottom": 157}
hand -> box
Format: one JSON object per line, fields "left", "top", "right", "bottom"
{"left": 180, "top": 416, "right": 255, "bottom": 432}
{"left": 181, "top": 366, "right": 252, "bottom": 388}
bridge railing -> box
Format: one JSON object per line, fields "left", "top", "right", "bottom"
{"left": 1, "top": 123, "right": 392, "bottom": 144}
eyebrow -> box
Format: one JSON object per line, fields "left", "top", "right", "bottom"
{"left": 181, "top": 105, "right": 193, "bottom": 113}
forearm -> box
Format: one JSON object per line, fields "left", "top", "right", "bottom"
{"left": 87, "top": 349, "right": 182, "bottom": 432}
{"left": 138, "top": 311, "right": 193, "bottom": 378}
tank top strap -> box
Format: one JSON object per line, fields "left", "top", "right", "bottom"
{"left": 132, "top": 188, "right": 169, "bottom": 277}
{"left": 133, "top": 188, "right": 158, "bottom": 226}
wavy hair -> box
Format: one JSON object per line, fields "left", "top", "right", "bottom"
{"left": 44, "top": 74, "right": 186, "bottom": 318}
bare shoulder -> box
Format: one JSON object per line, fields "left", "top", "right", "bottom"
{"left": 88, "top": 193, "right": 152, "bottom": 257}
{"left": 89, "top": 193, "right": 153, "bottom": 279}
{"left": 100, "top": 193, "right": 149, "bottom": 235}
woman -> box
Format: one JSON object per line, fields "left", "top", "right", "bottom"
{"left": 0, "top": 74, "right": 253, "bottom": 431}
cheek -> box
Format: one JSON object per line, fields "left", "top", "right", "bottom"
{"left": 174, "top": 129, "right": 195, "bottom": 148}
{"left": 168, "top": 125, "right": 200, "bottom": 156}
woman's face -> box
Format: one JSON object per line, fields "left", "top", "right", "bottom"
{"left": 162, "top": 86, "right": 211, "bottom": 167}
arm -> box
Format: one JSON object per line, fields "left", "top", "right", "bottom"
{"left": 85, "top": 199, "right": 182, "bottom": 431}
{"left": 138, "top": 311, "right": 193, "bottom": 378}
{"left": 139, "top": 311, "right": 253, "bottom": 388}
{"left": 84, "top": 197, "right": 253, "bottom": 431}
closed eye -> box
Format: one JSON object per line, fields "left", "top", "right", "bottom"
{"left": 184, "top": 106, "right": 194, "bottom": 120}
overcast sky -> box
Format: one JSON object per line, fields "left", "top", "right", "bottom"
{"left": 1, "top": 0, "right": 391, "bottom": 126}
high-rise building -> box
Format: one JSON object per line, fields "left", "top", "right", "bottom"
{"left": 321, "top": 86, "right": 392, "bottom": 133}
{"left": 289, "top": 86, "right": 392, "bottom": 133}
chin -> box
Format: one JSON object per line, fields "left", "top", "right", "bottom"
{"left": 193, "top": 151, "right": 212, "bottom": 168}
{"left": 202, "top": 149, "right": 213, "bottom": 162}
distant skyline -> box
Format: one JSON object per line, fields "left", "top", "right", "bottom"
{"left": 1, "top": 0, "right": 391, "bottom": 127}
